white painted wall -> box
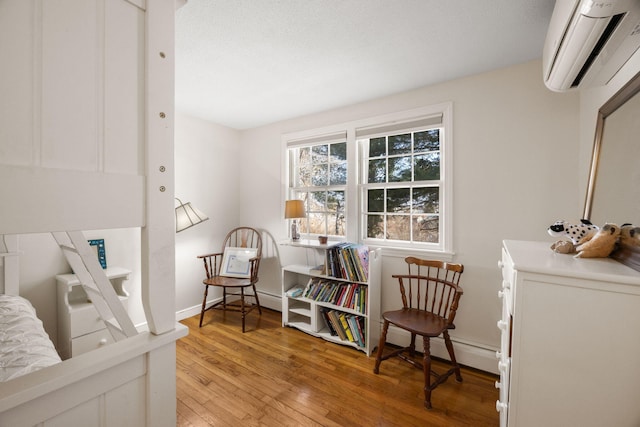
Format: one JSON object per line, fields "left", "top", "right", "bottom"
{"left": 174, "top": 113, "right": 241, "bottom": 318}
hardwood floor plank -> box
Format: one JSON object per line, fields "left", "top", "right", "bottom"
{"left": 177, "top": 308, "right": 499, "bottom": 426}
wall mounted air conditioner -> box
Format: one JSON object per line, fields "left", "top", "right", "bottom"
{"left": 543, "top": 0, "right": 640, "bottom": 92}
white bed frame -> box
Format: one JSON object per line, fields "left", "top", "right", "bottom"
{"left": 0, "top": 0, "right": 187, "bottom": 425}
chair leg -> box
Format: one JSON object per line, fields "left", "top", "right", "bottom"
{"left": 199, "top": 285, "right": 209, "bottom": 327}
{"left": 409, "top": 333, "right": 417, "bottom": 357}
{"left": 444, "top": 330, "right": 463, "bottom": 383}
{"left": 423, "top": 336, "right": 433, "bottom": 410}
{"left": 373, "top": 320, "right": 389, "bottom": 374}
{"left": 252, "top": 283, "right": 262, "bottom": 314}
{"left": 240, "top": 287, "right": 246, "bottom": 333}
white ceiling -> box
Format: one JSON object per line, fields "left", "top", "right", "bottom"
{"left": 175, "top": 0, "right": 556, "bottom": 130}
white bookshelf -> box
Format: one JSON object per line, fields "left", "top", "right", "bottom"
{"left": 282, "top": 244, "right": 381, "bottom": 356}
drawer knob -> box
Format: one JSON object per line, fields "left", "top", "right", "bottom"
{"left": 502, "top": 280, "right": 511, "bottom": 289}
{"left": 496, "top": 350, "right": 502, "bottom": 359}
{"left": 498, "top": 360, "right": 509, "bottom": 372}
{"left": 495, "top": 380, "right": 502, "bottom": 389}
{"left": 99, "top": 338, "right": 108, "bottom": 346}
{"left": 497, "top": 320, "right": 508, "bottom": 330}
{"left": 496, "top": 400, "right": 508, "bottom": 412}
{"left": 497, "top": 260, "right": 504, "bottom": 269}
{"left": 498, "top": 290, "right": 504, "bottom": 299}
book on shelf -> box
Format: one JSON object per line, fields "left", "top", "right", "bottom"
{"left": 302, "top": 277, "right": 369, "bottom": 314}
{"left": 320, "top": 308, "right": 366, "bottom": 347}
{"left": 347, "top": 315, "right": 365, "bottom": 347}
{"left": 320, "top": 308, "right": 338, "bottom": 336}
{"left": 285, "top": 287, "right": 303, "bottom": 297}
{"left": 325, "top": 242, "right": 370, "bottom": 282}
{"left": 338, "top": 313, "right": 355, "bottom": 342}
{"left": 328, "top": 310, "right": 347, "bottom": 341}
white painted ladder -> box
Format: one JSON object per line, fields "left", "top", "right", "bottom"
{"left": 52, "top": 231, "right": 138, "bottom": 341}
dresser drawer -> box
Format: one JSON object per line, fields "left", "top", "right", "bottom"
{"left": 71, "top": 329, "right": 114, "bottom": 356}
{"left": 69, "top": 305, "right": 105, "bottom": 338}
{"left": 68, "top": 295, "right": 128, "bottom": 338}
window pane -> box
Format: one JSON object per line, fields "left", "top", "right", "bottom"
{"left": 367, "top": 189, "right": 384, "bottom": 213}
{"left": 327, "top": 212, "right": 345, "bottom": 236}
{"left": 307, "top": 212, "right": 326, "bottom": 235}
{"left": 388, "top": 134, "right": 411, "bottom": 155}
{"left": 309, "top": 191, "right": 326, "bottom": 211}
{"left": 386, "top": 214, "right": 410, "bottom": 240}
{"left": 311, "top": 163, "right": 328, "bottom": 186}
{"left": 413, "top": 215, "right": 439, "bottom": 243}
{"left": 389, "top": 156, "right": 411, "bottom": 182}
{"left": 369, "top": 137, "right": 386, "bottom": 157}
{"left": 298, "top": 163, "right": 312, "bottom": 187}
{"left": 312, "top": 144, "right": 328, "bottom": 162}
{"left": 387, "top": 188, "right": 410, "bottom": 213}
{"left": 367, "top": 214, "right": 384, "bottom": 238}
{"left": 297, "top": 217, "right": 308, "bottom": 234}
{"left": 368, "top": 158, "right": 386, "bottom": 183}
{"left": 330, "top": 161, "right": 347, "bottom": 185}
{"left": 414, "top": 129, "right": 440, "bottom": 152}
{"left": 412, "top": 187, "right": 439, "bottom": 213}
{"left": 327, "top": 190, "right": 345, "bottom": 213}
{"left": 414, "top": 152, "right": 440, "bottom": 181}
{"left": 330, "top": 142, "right": 347, "bottom": 161}
{"left": 298, "top": 146, "right": 311, "bottom": 167}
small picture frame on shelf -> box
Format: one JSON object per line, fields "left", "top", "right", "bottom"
{"left": 88, "top": 239, "right": 107, "bottom": 269}
{"left": 220, "top": 247, "right": 257, "bottom": 278}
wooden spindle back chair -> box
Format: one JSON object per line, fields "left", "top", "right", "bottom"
{"left": 373, "top": 257, "right": 464, "bottom": 409}
{"left": 197, "top": 227, "right": 262, "bottom": 332}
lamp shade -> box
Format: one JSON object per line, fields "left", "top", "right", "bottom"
{"left": 175, "top": 199, "right": 209, "bottom": 232}
{"left": 284, "top": 200, "right": 306, "bottom": 219}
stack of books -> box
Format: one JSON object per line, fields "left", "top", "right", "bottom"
{"left": 302, "top": 278, "right": 367, "bottom": 314}
{"left": 320, "top": 308, "right": 366, "bottom": 348}
{"left": 325, "top": 243, "right": 369, "bottom": 282}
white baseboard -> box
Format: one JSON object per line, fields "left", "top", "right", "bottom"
{"left": 174, "top": 294, "right": 499, "bottom": 375}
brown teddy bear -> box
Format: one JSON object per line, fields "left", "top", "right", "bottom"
{"left": 550, "top": 240, "right": 575, "bottom": 254}
{"left": 574, "top": 223, "right": 621, "bottom": 258}
{"left": 619, "top": 223, "right": 640, "bottom": 247}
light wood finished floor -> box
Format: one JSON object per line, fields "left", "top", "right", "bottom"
{"left": 177, "top": 308, "right": 499, "bottom": 427}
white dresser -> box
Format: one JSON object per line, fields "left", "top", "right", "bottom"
{"left": 56, "top": 267, "right": 131, "bottom": 359}
{"left": 497, "top": 240, "right": 640, "bottom": 427}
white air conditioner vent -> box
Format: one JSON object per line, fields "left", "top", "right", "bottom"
{"left": 543, "top": 0, "right": 640, "bottom": 92}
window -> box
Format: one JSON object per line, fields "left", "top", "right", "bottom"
{"left": 358, "top": 114, "right": 445, "bottom": 249}
{"left": 287, "top": 132, "right": 348, "bottom": 238}
{"left": 284, "top": 103, "right": 452, "bottom": 253}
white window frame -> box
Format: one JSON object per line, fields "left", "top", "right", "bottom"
{"left": 282, "top": 102, "right": 453, "bottom": 257}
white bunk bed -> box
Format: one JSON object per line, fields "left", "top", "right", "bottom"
{"left": 0, "top": 0, "right": 187, "bottom": 425}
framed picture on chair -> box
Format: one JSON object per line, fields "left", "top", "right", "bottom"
{"left": 220, "top": 247, "right": 258, "bottom": 278}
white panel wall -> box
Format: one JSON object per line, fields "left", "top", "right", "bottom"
{"left": 0, "top": 0, "right": 145, "bottom": 234}
{"left": 0, "top": 0, "right": 35, "bottom": 166}
{"left": 41, "top": 0, "right": 99, "bottom": 170}
{"left": 1, "top": 0, "right": 143, "bottom": 174}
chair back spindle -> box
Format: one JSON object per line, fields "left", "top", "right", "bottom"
{"left": 394, "top": 257, "right": 464, "bottom": 326}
